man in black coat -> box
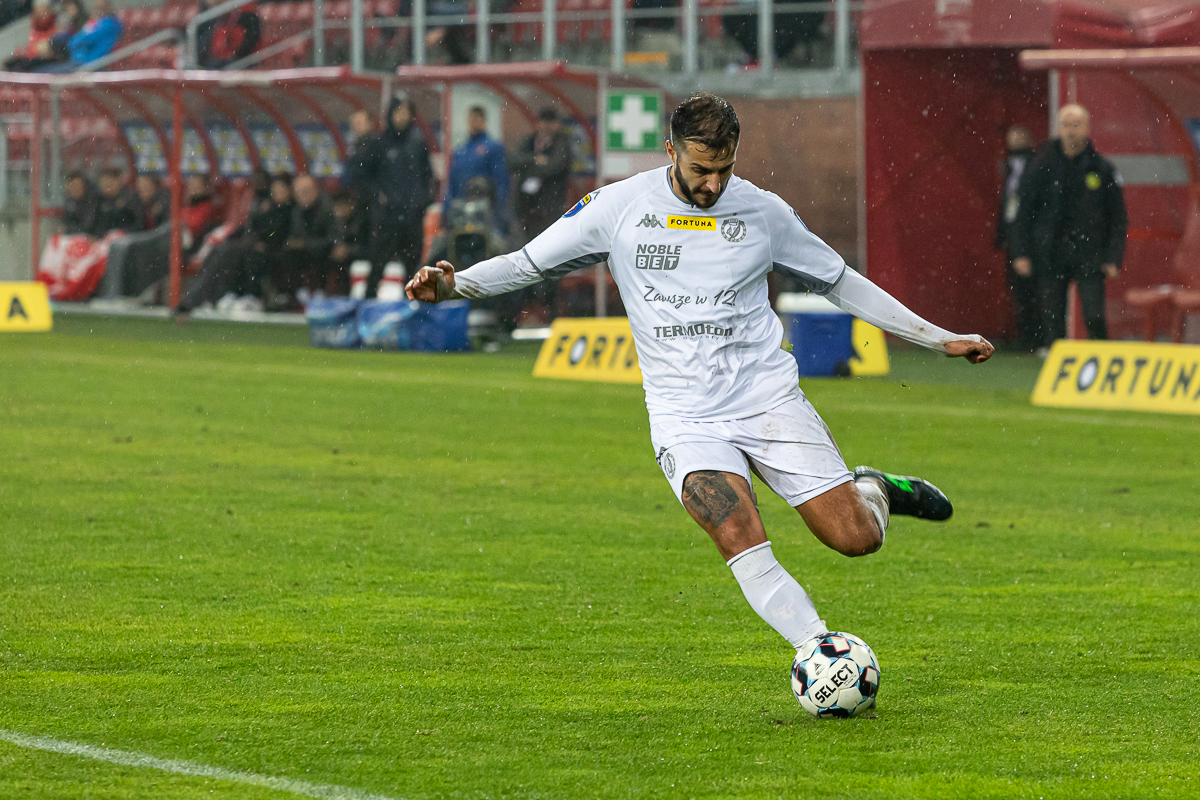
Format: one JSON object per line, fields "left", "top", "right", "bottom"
{"left": 995, "top": 125, "right": 1041, "bottom": 351}
{"left": 1011, "top": 104, "right": 1127, "bottom": 346}
{"left": 358, "top": 95, "right": 433, "bottom": 295}
{"left": 512, "top": 105, "right": 573, "bottom": 245}
{"left": 92, "top": 168, "right": 141, "bottom": 236}
{"left": 62, "top": 171, "right": 98, "bottom": 235}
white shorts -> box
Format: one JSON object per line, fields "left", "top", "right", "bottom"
{"left": 650, "top": 395, "right": 853, "bottom": 508}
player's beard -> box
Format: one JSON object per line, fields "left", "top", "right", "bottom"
{"left": 672, "top": 160, "right": 719, "bottom": 208}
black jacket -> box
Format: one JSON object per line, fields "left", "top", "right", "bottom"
{"left": 93, "top": 188, "right": 141, "bottom": 236}
{"left": 995, "top": 148, "right": 1033, "bottom": 252}
{"left": 250, "top": 198, "right": 293, "bottom": 251}
{"left": 512, "top": 128, "right": 572, "bottom": 223}
{"left": 1010, "top": 139, "right": 1127, "bottom": 277}
{"left": 286, "top": 194, "right": 335, "bottom": 258}
{"left": 359, "top": 98, "right": 433, "bottom": 225}
{"left": 62, "top": 184, "right": 98, "bottom": 235}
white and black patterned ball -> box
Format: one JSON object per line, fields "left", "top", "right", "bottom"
{"left": 791, "top": 632, "right": 880, "bottom": 718}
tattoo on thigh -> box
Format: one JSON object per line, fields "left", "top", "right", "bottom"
{"left": 682, "top": 471, "right": 741, "bottom": 529}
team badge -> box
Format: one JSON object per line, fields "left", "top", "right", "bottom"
{"left": 721, "top": 217, "right": 747, "bottom": 242}
{"left": 663, "top": 451, "right": 676, "bottom": 479}
{"left": 564, "top": 189, "right": 600, "bottom": 218}
{"left": 1085, "top": 172, "right": 1102, "bottom": 190}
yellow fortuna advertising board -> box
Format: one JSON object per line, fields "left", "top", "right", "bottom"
{"left": 0, "top": 282, "right": 52, "bottom": 332}
{"left": 1031, "top": 340, "right": 1200, "bottom": 415}
{"left": 533, "top": 317, "right": 643, "bottom": 384}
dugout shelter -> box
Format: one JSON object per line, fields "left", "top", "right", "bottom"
{"left": 0, "top": 62, "right": 650, "bottom": 309}
{"left": 859, "top": 0, "right": 1200, "bottom": 341}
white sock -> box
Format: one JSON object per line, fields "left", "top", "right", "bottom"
{"left": 855, "top": 476, "right": 890, "bottom": 542}
{"left": 727, "top": 541, "right": 826, "bottom": 648}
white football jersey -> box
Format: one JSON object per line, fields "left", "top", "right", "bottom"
{"left": 523, "top": 168, "right": 847, "bottom": 422}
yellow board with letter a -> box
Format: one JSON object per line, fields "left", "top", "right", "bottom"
{"left": 849, "top": 319, "right": 889, "bottom": 377}
{"left": 0, "top": 282, "right": 52, "bottom": 332}
{"left": 533, "top": 317, "right": 642, "bottom": 384}
{"left": 1031, "top": 339, "right": 1200, "bottom": 416}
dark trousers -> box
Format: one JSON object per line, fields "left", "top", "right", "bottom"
{"left": 1005, "top": 256, "right": 1042, "bottom": 351}
{"left": 368, "top": 217, "right": 425, "bottom": 297}
{"left": 1039, "top": 272, "right": 1107, "bottom": 345}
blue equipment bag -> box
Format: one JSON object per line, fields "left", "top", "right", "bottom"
{"left": 409, "top": 299, "right": 471, "bottom": 352}
{"left": 356, "top": 299, "right": 471, "bottom": 352}
{"left": 306, "top": 297, "right": 361, "bottom": 349}
{"left": 357, "top": 299, "right": 419, "bottom": 350}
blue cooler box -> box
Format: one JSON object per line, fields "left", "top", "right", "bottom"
{"left": 776, "top": 293, "right": 853, "bottom": 377}
{"left": 306, "top": 297, "right": 361, "bottom": 349}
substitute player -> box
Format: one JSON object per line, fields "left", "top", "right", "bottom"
{"left": 407, "top": 94, "right": 993, "bottom": 651}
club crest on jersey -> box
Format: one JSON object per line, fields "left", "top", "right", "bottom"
{"left": 667, "top": 215, "right": 715, "bottom": 231}
{"left": 721, "top": 217, "right": 747, "bottom": 242}
{"left": 656, "top": 447, "right": 676, "bottom": 479}
{"left": 564, "top": 190, "right": 599, "bottom": 218}
{"left": 636, "top": 214, "right": 664, "bottom": 228}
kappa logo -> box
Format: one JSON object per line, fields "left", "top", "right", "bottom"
{"left": 636, "top": 214, "right": 664, "bottom": 229}
{"left": 721, "top": 217, "right": 747, "bottom": 243}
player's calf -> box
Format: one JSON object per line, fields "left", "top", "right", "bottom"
{"left": 796, "top": 482, "right": 885, "bottom": 558}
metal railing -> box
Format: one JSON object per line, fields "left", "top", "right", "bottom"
{"left": 175, "top": 0, "right": 859, "bottom": 77}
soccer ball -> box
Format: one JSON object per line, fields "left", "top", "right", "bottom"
{"left": 791, "top": 631, "right": 880, "bottom": 718}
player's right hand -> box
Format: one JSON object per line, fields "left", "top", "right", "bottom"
{"left": 945, "top": 337, "right": 994, "bottom": 364}
{"left": 405, "top": 260, "right": 456, "bottom": 302}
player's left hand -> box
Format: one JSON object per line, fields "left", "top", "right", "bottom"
{"left": 945, "top": 338, "right": 994, "bottom": 364}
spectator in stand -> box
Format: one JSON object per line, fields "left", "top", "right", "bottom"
{"left": 284, "top": 175, "right": 335, "bottom": 301}
{"left": 512, "top": 106, "right": 572, "bottom": 244}
{"left": 4, "top": 0, "right": 58, "bottom": 72}
{"left": 425, "top": 0, "right": 472, "bottom": 64}
{"left": 445, "top": 105, "right": 509, "bottom": 235}
{"left": 342, "top": 109, "right": 377, "bottom": 203}
{"left": 37, "top": 0, "right": 122, "bottom": 72}
{"left": 62, "top": 171, "right": 98, "bottom": 235}
{"left": 248, "top": 173, "right": 295, "bottom": 308}
{"left": 135, "top": 173, "right": 171, "bottom": 230}
{"left": 176, "top": 169, "right": 277, "bottom": 315}
{"left": 199, "top": 2, "right": 260, "bottom": 69}
{"left": 329, "top": 189, "right": 368, "bottom": 295}
{"left": 358, "top": 94, "right": 433, "bottom": 294}
{"left": 92, "top": 168, "right": 140, "bottom": 235}
{"left": 181, "top": 174, "right": 222, "bottom": 253}
{"left": 17, "top": 0, "right": 86, "bottom": 72}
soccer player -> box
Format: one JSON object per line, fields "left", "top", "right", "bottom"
{"left": 407, "top": 94, "right": 993, "bottom": 651}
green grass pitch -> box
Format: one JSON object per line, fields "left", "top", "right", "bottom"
{"left": 1, "top": 316, "right": 1198, "bottom": 799}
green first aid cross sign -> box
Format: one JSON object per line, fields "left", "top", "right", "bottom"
{"left": 606, "top": 90, "right": 663, "bottom": 152}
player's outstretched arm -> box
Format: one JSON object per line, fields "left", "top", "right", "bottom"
{"left": 405, "top": 249, "right": 545, "bottom": 303}
{"left": 826, "top": 268, "right": 994, "bottom": 364}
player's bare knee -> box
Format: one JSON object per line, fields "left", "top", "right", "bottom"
{"left": 831, "top": 518, "right": 884, "bottom": 557}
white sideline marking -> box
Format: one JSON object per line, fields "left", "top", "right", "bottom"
{"left": 0, "top": 730, "right": 402, "bottom": 800}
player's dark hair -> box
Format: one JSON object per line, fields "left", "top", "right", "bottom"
{"left": 670, "top": 93, "right": 739, "bottom": 157}
{"left": 469, "top": 105, "right": 487, "bottom": 118}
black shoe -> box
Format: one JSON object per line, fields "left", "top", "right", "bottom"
{"left": 853, "top": 466, "right": 953, "bottom": 521}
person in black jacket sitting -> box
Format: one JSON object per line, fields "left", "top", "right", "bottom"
{"left": 284, "top": 174, "right": 335, "bottom": 301}
{"left": 62, "top": 170, "right": 98, "bottom": 235}
{"left": 1011, "top": 104, "right": 1127, "bottom": 348}
{"left": 92, "top": 168, "right": 140, "bottom": 235}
